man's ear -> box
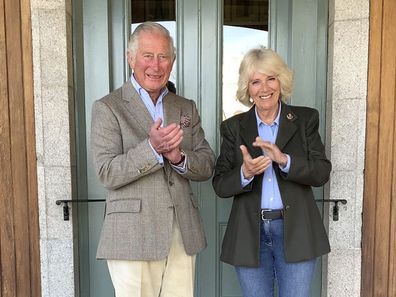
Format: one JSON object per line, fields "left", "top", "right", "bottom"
{"left": 127, "top": 51, "right": 135, "bottom": 69}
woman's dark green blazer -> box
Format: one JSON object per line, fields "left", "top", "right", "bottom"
{"left": 212, "top": 102, "right": 331, "bottom": 267}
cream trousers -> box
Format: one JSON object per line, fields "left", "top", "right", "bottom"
{"left": 107, "top": 220, "right": 196, "bottom": 297}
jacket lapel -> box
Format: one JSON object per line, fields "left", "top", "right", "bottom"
{"left": 162, "top": 93, "right": 180, "bottom": 126}
{"left": 121, "top": 81, "right": 153, "bottom": 132}
{"left": 276, "top": 102, "right": 298, "bottom": 150}
{"left": 161, "top": 94, "right": 182, "bottom": 177}
{"left": 240, "top": 106, "right": 262, "bottom": 159}
{"left": 162, "top": 93, "right": 193, "bottom": 148}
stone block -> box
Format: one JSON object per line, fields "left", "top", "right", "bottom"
{"left": 332, "top": 19, "right": 369, "bottom": 100}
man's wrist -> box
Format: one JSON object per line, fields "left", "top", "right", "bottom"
{"left": 171, "top": 149, "right": 185, "bottom": 166}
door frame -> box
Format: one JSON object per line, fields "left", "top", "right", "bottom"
{"left": 73, "top": 0, "right": 327, "bottom": 296}
{"left": 362, "top": 0, "right": 396, "bottom": 296}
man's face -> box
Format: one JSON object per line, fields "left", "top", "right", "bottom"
{"left": 128, "top": 31, "right": 174, "bottom": 101}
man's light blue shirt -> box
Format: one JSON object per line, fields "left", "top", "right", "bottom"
{"left": 240, "top": 103, "right": 290, "bottom": 209}
{"left": 130, "top": 74, "right": 168, "bottom": 124}
{"left": 130, "top": 75, "right": 186, "bottom": 171}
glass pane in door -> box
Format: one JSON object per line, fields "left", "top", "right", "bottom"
{"left": 222, "top": 0, "right": 268, "bottom": 120}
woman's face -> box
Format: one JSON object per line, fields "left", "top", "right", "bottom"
{"left": 248, "top": 71, "right": 281, "bottom": 115}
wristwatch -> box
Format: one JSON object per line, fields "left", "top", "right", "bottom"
{"left": 171, "top": 149, "right": 186, "bottom": 166}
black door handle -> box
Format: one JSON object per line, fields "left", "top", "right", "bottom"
{"left": 315, "top": 199, "right": 347, "bottom": 221}
{"left": 56, "top": 199, "right": 106, "bottom": 221}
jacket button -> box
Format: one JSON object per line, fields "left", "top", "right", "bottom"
{"left": 137, "top": 165, "right": 148, "bottom": 174}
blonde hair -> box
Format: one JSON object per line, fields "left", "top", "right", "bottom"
{"left": 236, "top": 47, "right": 293, "bottom": 106}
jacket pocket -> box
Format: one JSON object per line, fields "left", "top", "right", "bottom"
{"left": 106, "top": 199, "right": 141, "bottom": 215}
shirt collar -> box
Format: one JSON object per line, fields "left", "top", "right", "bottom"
{"left": 255, "top": 101, "right": 282, "bottom": 127}
{"left": 130, "top": 74, "right": 169, "bottom": 100}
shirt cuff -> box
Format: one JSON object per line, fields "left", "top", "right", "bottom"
{"left": 170, "top": 156, "right": 187, "bottom": 173}
{"left": 148, "top": 139, "right": 164, "bottom": 164}
{"left": 240, "top": 166, "right": 253, "bottom": 187}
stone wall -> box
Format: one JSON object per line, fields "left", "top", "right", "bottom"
{"left": 326, "top": 0, "right": 369, "bottom": 296}
{"left": 31, "top": 0, "right": 75, "bottom": 296}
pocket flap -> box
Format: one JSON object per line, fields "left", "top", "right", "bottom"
{"left": 106, "top": 199, "right": 141, "bottom": 214}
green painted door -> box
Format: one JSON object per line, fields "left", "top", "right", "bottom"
{"left": 73, "top": 0, "right": 328, "bottom": 296}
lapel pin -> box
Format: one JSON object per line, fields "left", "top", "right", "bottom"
{"left": 286, "top": 113, "right": 294, "bottom": 120}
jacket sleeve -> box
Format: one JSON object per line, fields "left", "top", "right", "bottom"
{"left": 282, "top": 109, "right": 331, "bottom": 187}
{"left": 212, "top": 120, "right": 253, "bottom": 198}
{"left": 179, "top": 100, "right": 215, "bottom": 181}
{"left": 90, "top": 100, "right": 163, "bottom": 190}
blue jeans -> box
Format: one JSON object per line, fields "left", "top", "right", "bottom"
{"left": 235, "top": 219, "right": 316, "bottom": 297}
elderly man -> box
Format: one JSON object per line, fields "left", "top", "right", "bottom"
{"left": 91, "top": 22, "right": 215, "bottom": 297}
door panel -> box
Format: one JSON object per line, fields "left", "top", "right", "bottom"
{"left": 73, "top": 0, "right": 328, "bottom": 296}
{"left": 271, "top": 0, "right": 329, "bottom": 127}
{"left": 270, "top": 1, "right": 329, "bottom": 296}
{"left": 74, "top": 0, "right": 121, "bottom": 296}
{"left": 179, "top": 1, "right": 222, "bottom": 296}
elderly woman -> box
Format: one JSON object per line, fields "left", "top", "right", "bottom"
{"left": 212, "top": 47, "right": 331, "bottom": 297}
